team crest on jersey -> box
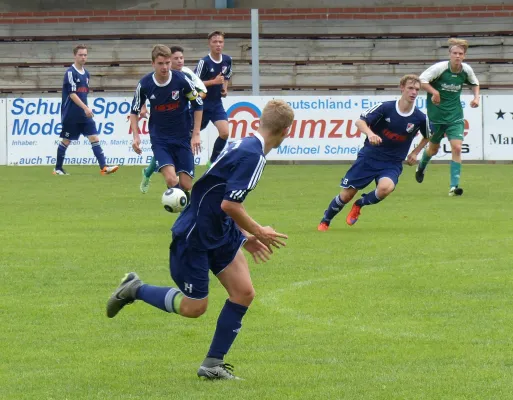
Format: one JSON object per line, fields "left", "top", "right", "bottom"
{"left": 406, "top": 123, "right": 415, "bottom": 133}
{"left": 222, "top": 66, "right": 227, "bottom": 74}
{"left": 171, "top": 90, "right": 179, "bottom": 100}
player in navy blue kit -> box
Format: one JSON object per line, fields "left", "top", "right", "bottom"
{"left": 317, "top": 75, "right": 430, "bottom": 231}
{"left": 53, "top": 45, "right": 119, "bottom": 175}
{"left": 129, "top": 45, "right": 203, "bottom": 194}
{"left": 107, "top": 100, "right": 294, "bottom": 380}
{"left": 138, "top": 45, "right": 207, "bottom": 194}
{"left": 195, "top": 31, "right": 233, "bottom": 165}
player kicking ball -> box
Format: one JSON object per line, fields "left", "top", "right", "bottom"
{"left": 318, "top": 75, "right": 430, "bottom": 231}
{"left": 107, "top": 100, "right": 294, "bottom": 380}
{"left": 138, "top": 45, "right": 207, "bottom": 194}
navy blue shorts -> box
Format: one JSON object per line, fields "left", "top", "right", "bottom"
{"left": 341, "top": 156, "right": 403, "bottom": 190}
{"left": 152, "top": 140, "right": 194, "bottom": 177}
{"left": 200, "top": 104, "right": 228, "bottom": 130}
{"left": 60, "top": 119, "right": 97, "bottom": 140}
{"left": 169, "top": 231, "right": 247, "bottom": 300}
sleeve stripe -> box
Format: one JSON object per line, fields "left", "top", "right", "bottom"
{"left": 248, "top": 156, "right": 266, "bottom": 189}
{"left": 68, "top": 71, "right": 76, "bottom": 92}
{"left": 196, "top": 60, "right": 204, "bottom": 77}
{"left": 361, "top": 102, "right": 382, "bottom": 117}
{"left": 132, "top": 83, "right": 141, "bottom": 112}
{"left": 230, "top": 189, "right": 246, "bottom": 200}
{"left": 225, "top": 64, "right": 233, "bottom": 79}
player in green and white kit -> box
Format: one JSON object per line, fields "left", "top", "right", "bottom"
{"left": 139, "top": 45, "right": 207, "bottom": 194}
{"left": 416, "top": 38, "right": 480, "bottom": 196}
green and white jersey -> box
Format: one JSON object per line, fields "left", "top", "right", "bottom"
{"left": 182, "top": 66, "right": 207, "bottom": 94}
{"left": 419, "top": 61, "right": 479, "bottom": 124}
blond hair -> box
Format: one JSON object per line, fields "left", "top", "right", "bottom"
{"left": 259, "top": 100, "right": 294, "bottom": 135}
{"left": 151, "top": 44, "right": 172, "bottom": 61}
{"left": 448, "top": 38, "right": 468, "bottom": 53}
{"left": 399, "top": 74, "right": 420, "bottom": 87}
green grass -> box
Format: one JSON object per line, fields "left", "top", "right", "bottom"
{"left": 1, "top": 164, "right": 513, "bottom": 399}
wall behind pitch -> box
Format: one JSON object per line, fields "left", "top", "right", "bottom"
{"left": 0, "top": 0, "right": 505, "bottom": 11}
{"left": 0, "top": 0, "right": 214, "bottom": 11}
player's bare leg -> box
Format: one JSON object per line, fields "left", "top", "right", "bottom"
{"left": 178, "top": 172, "right": 193, "bottom": 202}
{"left": 160, "top": 165, "right": 179, "bottom": 188}
{"left": 198, "top": 250, "right": 253, "bottom": 380}
{"left": 318, "top": 187, "right": 357, "bottom": 231}
{"left": 448, "top": 139, "right": 464, "bottom": 196}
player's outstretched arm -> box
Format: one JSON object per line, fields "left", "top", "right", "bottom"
{"left": 221, "top": 200, "right": 288, "bottom": 252}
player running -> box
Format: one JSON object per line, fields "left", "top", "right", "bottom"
{"left": 138, "top": 45, "right": 207, "bottom": 194}
{"left": 129, "top": 45, "right": 203, "bottom": 196}
{"left": 416, "top": 38, "right": 480, "bottom": 196}
{"left": 318, "top": 75, "right": 430, "bottom": 231}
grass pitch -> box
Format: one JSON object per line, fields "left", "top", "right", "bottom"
{"left": 1, "top": 164, "right": 512, "bottom": 399}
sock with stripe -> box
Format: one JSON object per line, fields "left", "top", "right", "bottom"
{"left": 90, "top": 140, "right": 106, "bottom": 169}
{"left": 136, "top": 284, "right": 184, "bottom": 314}
{"left": 355, "top": 189, "right": 382, "bottom": 207}
{"left": 206, "top": 299, "right": 248, "bottom": 359}
{"left": 321, "top": 194, "right": 346, "bottom": 224}
{"left": 56, "top": 141, "right": 68, "bottom": 170}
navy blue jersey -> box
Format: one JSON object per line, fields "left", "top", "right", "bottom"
{"left": 172, "top": 133, "right": 266, "bottom": 250}
{"left": 61, "top": 65, "right": 90, "bottom": 123}
{"left": 195, "top": 54, "right": 232, "bottom": 108}
{"left": 359, "top": 100, "right": 428, "bottom": 162}
{"left": 131, "top": 70, "right": 203, "bottom": 143}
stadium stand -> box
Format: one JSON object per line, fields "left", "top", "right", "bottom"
{"left": 0, "top": 6, "right": 512, "bottom": 92}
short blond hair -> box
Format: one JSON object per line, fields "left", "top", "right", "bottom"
{"left": 448, "top": 38, "right": 468, "bottom": 53}
{"left": 259, "top": 100, "right": 294, "bottom": 135}
{"left": 151, "top": 44, "right": 172, "bottom": 62}
{"left": 400, "top": 74, "right": 420, "bottom": 87}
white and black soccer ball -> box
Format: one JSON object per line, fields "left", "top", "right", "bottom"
{"left": 162, "top": 188, "right": 188, "bottom": 213}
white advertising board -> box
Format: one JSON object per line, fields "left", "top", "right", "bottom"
{"left": 210, "top": 95, "right": 483, "bottom": 161}
{"left": 5, "top": 94, "right": 484, "bottom": 165}
{"left": 6, "top": 95, "right": 210, "bottom": 166}
{"left": 483, "top": 95, "right": 513, "bottom": 161}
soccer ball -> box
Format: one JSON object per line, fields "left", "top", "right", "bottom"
{"left": 162, "top": 188, "right": 188, "bottom": 213}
